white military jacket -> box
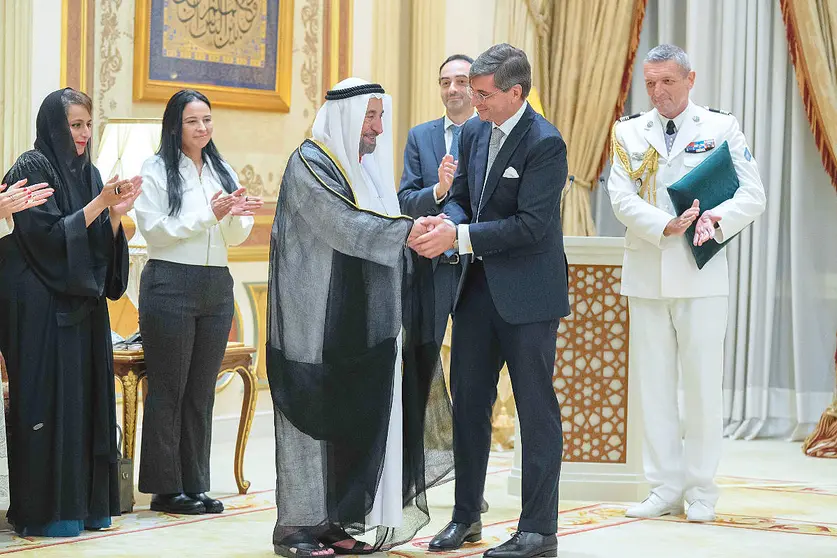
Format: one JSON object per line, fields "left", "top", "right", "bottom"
{"left": 607, "top": 101, "right": 766, "bottom": 299}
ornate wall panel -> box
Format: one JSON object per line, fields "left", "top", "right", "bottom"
{"left": 62, "top": 0, "right": 96, "bottom": 93}
{"left": 555, "top": 264, "right": 629, "bottom": 463}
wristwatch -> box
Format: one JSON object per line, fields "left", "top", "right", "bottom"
{"left": 452, "top": 226, "right": 459, "bottom": 252}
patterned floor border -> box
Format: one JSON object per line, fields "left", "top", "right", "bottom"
{"left": 3, "top": 474, "right": 837, "bottom": 554}
{"left": 0, "top": 490, "right": 277, "bottom": 555}
{"left": 716, "top": 475, "right": 837, "bottom": 497}
{"left": 391, "top": 504, "right": 643, "bottom": 558}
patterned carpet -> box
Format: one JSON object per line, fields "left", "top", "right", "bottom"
{"left": 1, "top": 453, "right": 835, "bottom": 557}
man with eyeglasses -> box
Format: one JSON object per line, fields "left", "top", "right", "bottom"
{"left": 409, "top": 43, "right": 569, "bottom": 558}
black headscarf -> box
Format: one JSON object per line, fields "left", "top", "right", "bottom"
{"left": 32, "top": 88, "right": 98, "bottom": 215}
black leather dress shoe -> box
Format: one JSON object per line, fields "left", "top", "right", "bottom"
{"left": 150, "top": 493, "right": 205, "bottom": 515}
{"left": 481, "top": 499, "right": 490, "bottom": 513}
{"left": 484, "top": 531, "right": 557, "bottom": 558}
{"left": 428, "top": 521, "right": 482, "bottom": 551}
{"left": 186, "top": 492, "right": 225, "bottom": 513}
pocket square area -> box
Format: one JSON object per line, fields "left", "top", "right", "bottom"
{"left": 502, "top": 167, "right": 520, "bottom": 178}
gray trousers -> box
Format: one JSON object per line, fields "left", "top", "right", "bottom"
{"left": 137, "top": 260, "right": 234, "bottom": 495}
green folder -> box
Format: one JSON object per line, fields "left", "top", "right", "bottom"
{"left": 667, "top": 141, "right": 740, "bottom": 269}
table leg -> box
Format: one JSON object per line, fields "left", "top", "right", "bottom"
{"left": 121, "top": 369, "right": 141, "bottom": 461}
{"left": 232, "top": 365, "right": 258, "bottom": 494}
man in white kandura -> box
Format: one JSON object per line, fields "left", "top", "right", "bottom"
{"left": 607, "top": 44, "right": 766, "bottom": 522}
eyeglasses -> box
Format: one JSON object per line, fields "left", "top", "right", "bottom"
{"left": 466, "top": 86, "right": 505, "bottom": 103}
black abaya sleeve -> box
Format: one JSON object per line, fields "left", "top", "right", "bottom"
{"left": 4, "top": 152, "right": 121, "bottom": 299}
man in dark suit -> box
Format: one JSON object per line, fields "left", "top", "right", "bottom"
{"left": 409, "top": 43, "right": 570, "bottom": 558}
{"left": 398, "top": 53, "right": 474, "bottom": 350}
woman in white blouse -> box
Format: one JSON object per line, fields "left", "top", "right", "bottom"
{"left": 135, "top": 89, "right": 263, "bottom": 515}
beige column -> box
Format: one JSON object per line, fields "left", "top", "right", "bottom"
{"left": 0, "top": 0, "right": 33, "bottom": 172}
{"left": 409, "top": 0, "right": 446, "bottom": 127}
{"left": 372, "top": 0, "right": 412, "bottom": 180}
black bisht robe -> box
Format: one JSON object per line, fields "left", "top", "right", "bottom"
{"left": 267, "top": 139, "right": 453, "bottom": 549}
{"left": 0, "top": 89, "right": 128, "bottom": 527}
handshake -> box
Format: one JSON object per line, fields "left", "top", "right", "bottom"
{"left": 407, "top": 214, "right": 458, "bottom": 259}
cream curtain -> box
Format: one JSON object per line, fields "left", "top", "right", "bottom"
{"left": 493, "top": 0, "right": 550, "bottom": 89}
{"left": 540, "top": 0, "right": 646, "bottom": 236}
{"left": 0, "top": 0, "right": 33, "bottom": 174}
{"left": 410, "top": 0, "right": 447, "bottom": 127}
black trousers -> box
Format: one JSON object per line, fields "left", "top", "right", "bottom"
{"left": 450, "top": 261, "right": 563, "bottom": 534}
{"left": 433, "top": 260, "right": 463, "bottom": 349}
{"left": 137, "top": 260, "right": 234, "bottom": 494}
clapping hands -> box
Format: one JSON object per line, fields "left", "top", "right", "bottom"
{"left": 211, "top": 187, "right": 264, "bottom": 220}
{"left": 107, "top": 175, "right": 143, "bottom": 217}
{"left": 0, "top": 179, "right": 54, "bottom": 219}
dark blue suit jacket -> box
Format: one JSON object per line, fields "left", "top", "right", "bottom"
{"left": 443, "top": 104, "right": 571, "bottom": 325}
{"left": 398, "top": 117, "right": 447, "bottom": 217}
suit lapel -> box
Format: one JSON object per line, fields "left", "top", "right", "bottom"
{"left": 642, "top": 109, "right": 668, "bottom": 158}
{"left": 479, "top": 105, "right": 535, "bottom": 210}
{"left": 472, "top": 123, "right": 492, "bottom": 212}
{"left": 431, "top": 117, "right": 446, "bottom": 166}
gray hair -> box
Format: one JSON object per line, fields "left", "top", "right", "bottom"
{"left": 644, "top": 44, "right": 691, "bottom": 74}
{"left": 470, "top": 43, "right": 532, "bottom": 98}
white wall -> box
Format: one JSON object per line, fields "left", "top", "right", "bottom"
{"left": 445, "top": 0, "right": 496, "bottom": 60}
{"left": 30, "top": 0, "right": 62, "bottom": 137}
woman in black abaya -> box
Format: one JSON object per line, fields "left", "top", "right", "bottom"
{"left": 0, "top": 88, "right": 142, "bottom": 537}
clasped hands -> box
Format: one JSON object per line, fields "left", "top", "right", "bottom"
{"left": 663, "top": 199, "right": 722, "bottom": 247}
{"left": 408, "top": 214, "right": 457, "bottom": 258}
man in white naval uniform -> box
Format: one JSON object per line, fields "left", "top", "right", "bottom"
{"left": 607, "top": 44, "right": 766, "bottom": 522}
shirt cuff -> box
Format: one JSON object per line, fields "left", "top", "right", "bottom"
{"left": 457, "top": 223, "right": 473, "bottom": 255}
{"left": 433, "top": 183, "right": 447, "bottom": 205}
{"left": 713, "top": 222, "right": 725, "bottom": 243}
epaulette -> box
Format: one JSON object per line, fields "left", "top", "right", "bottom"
{"left": 705, "top": 106, "right": 731, "bottom": 115}
{"left": 618, "top": 112, "right": 644, "bottom": 122}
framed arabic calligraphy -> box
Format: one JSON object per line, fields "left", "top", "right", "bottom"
{"left": 133, "top": 0, "right": 294, "bottom": 112}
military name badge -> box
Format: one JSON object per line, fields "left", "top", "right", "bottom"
{"left": 685, "top": 139, "right": 716, "bottom": 153}
{"left": 744, "top": 147, "right": 752, "bottom": 161}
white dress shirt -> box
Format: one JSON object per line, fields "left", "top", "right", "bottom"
{"left": 658, "top": 106, "right": 689, "bottom": 154}
{"left": 135, "top": 154, "right": 254, "bottom": 267}
{"left": 457, "top": 101, "right": 529, "bottom": 255}
{"left": 443, "top": 113, "right": 475, "bottom": 153}
{"left": 0, "top": 217, "right": 13, "bottom": 239}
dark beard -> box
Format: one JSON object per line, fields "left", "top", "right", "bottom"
{"left": 359, "top": 137, "right": 377, "bottom": 157}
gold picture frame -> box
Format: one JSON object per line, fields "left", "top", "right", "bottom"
{"left": 133, "top": 0, "right": 295, "bottom": 112}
